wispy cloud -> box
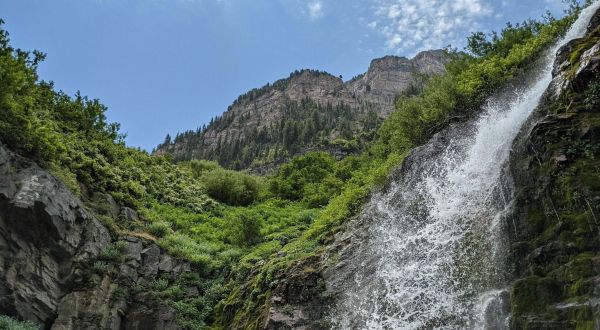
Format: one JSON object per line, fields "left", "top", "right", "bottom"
{"left": 370, "top": 0, "right": 492, "bottom": 54}
{"left": 307, "top": 0, "right": 324, "bottom": 20}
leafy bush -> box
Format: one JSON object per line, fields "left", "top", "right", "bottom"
{"left": 269, "top": 152, "right": 343, "bottom": 206}
{"left": 188, "top": 159, "right": 220, "bottom": 177}
{"left": 99, "top": 241, "right": 127, "bottom": 262}
{"left": 230, "top": 212, "right": 263, "bottom": 247}
{"left": 147, "top": 220, "right": 172, "bottom": 238}
{"left": 584, "top": 80, "right": 600, "bottom": 110}
{"left": 0, "top": 315, "right": 40, "bottom": 330}
{"left": 202, "top": 169, "right": 260, "bottom": 206}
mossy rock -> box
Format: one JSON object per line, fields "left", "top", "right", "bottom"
{"left": 512, "top": 276, "right": 562, "bottom": 317}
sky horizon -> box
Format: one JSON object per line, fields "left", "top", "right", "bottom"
{"left": 1, "top": 0, "right": 572, "bottom": 151}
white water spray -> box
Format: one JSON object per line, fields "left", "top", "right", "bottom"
{"left": 331, "top": 3, "right": 600, "bottom": 329}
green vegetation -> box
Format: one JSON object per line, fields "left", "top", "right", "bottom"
{"left": 201, "top": 168, "right": 260, "bottom": 206}
{"left": 99, "top": 241, "right": 128, "bottom": 262}
{"left": 0, "top": 4, "right": 587, "bottom": 328}
{"left": 0, "top": 315, "right": 39, "bottom": 330}
{"left": 509, "top": 24, "right": 600, "bottom": 328}
{"left": 156, "top": 83, "right": 382, "bottom": 170}
{"left": 376, "top": 15, "right": 573, "bottom": 157}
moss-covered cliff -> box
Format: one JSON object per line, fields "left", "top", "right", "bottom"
{"left": 509, "top": 13, "right": 600, "bottom": 329}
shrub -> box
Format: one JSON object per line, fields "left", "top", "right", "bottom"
{"left": 584, "top": 80, "right": 600, "bottom": 110}
{"left": 202, "top": 169, "right": 260, "bottom": 206}
{"left": 0, "top": 315, "right": 40, "bottom": 330}
{"left": 231, "top": 213, "right": 263, "bottom": 247}
{"left": 189, "top": 159, "right": 220, "bottom": 177}
{"left": 147, "top": 220, "right": 172, "bottom": 238}
{"left": 99, "top": 241, "right": 127, "bottom": 262}
{"left": 269, "top": 152, "right": 340, "bottom": 203}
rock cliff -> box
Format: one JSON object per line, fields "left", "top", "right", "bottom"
{"left": 0, "top": 144, "right": 196, "bottom": 329}
{"left": 155, "top": 51, "right": 448, "bottom": 171}
{"left": 508, "top": 11, "right": 600, "bottom": 328}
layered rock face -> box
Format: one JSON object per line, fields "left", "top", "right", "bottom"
{"left": 346, "top": 51, "right": 447, "bottom": 116}
{"left": 0, "top": 144, "right": 193, "bottom": 329}
{"left": 508, "top": 12, "right": 600, "bottom": 328}
{"left": 155, "top": 51, "right": 448, "bottom": 170}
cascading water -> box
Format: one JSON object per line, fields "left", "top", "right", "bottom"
{"left": 330, "top": 3, "right": 600, "bottom": 329}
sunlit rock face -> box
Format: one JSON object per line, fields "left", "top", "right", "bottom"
{"left": 154, "top": 51, "right": 448, "bottom": 172}
{"left": 346, "top": 50, "right": 447, "bottom": 116}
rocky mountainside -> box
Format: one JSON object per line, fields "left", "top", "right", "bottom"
{"left": 508, "top": 16, "right": 600, "bottom": 328}
{"left": 0, "top": 144, "right": 199, "bottom": 329}
{"left": 154, "top": 51, "right": 447, "bottom": 171}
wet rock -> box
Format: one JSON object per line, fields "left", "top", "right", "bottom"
{"left": 262, "top": 255, "right": 330, "bottom": 330}
{"left": 509, "top": 7, "right": 600, "bottom": 328}
{"left": 572, "top": 41, "right": 600, "bottom": 92}
{"left": 551, "top": 152, "right": 568, "bottom": 165}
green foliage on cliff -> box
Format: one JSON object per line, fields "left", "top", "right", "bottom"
{"left": 215, "top": 10, "right": 580, "bottom": 328}
{"left": 0, "top": 315, "right": 39, "bottom": 330}
{"left": 201, "top": 168, "right": 260, "bottom": 206}
{"left": 0, "top": 19, "right": 309, "bottom": 327}
{"left": 509, "top": 26, "right": 600, "bottom": 329}
{"left": 269, "top": 151, "right": 347, "bottom": 207}
{"left": 375, "top": 14, "right": 573, "bottom": 156}
{"left": 156, "top": 90, "right": 381, "bottom": 170}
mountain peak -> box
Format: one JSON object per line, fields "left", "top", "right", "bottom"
{"left": 367, "top": 50, "right": 447, "bottom": 74}
{"left": 156, "top": 51, "right": 449, "bottom": 171}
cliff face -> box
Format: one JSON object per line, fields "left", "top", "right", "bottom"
{"left": 346, "top": 51, "right": 448, "bottom": 116}
{"left": 155, "top": 51, "right": 448, "bottom": 171}
{"left": 508, "top": 12, "right": 600, "bottom": 328}
{"left": 0, "top": 144, "right": 196, "bottom": 329}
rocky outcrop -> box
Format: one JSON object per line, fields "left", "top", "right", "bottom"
{"left": 508, "top": 8, "right": 600, "bottom": 329}
{"left": 346, "top": 50, "right": 447, "bottom": 116}
{"left": 0, "top": 144, "right": 194, "bottom": 329}
{"left": 0, "top": 144, "right": 111, "bottom": 327}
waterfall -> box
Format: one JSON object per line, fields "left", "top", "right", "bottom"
{"left": 330, "top": 3, "right": 600, "bottom": 329}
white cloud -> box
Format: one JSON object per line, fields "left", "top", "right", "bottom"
{"left": 308, "top": 0, "right": 324, "bottom": 20}
{"left": 387, "top": 5, "right": 401, "bottom": 19}
{"left": 370, "top": 0, "right": 493, "bottom": 55}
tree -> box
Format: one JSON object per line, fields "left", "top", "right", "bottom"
{"left": 466, "top": 32, "right": 492, "bottom": 57}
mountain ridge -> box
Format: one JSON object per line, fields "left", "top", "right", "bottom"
{"left": 154, "top": 50, "right": 448, "bottom": 171}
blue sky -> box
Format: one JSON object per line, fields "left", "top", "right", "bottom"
{"left": 1, "top": 0, "right": 569, "bottom": 151}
